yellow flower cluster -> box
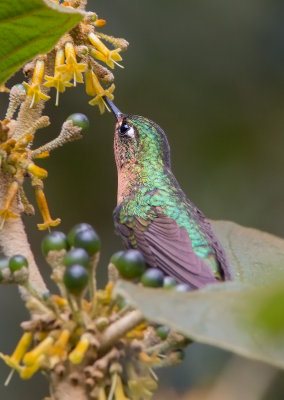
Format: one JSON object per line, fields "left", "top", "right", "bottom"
{"left": 0, "top": 114, "right": 61, "bottom": 230}
{"left": 0, "top": 4, "right": 128, "bottom": 228}
{"left": 22, "top": 7, "right": 128, "bottom": 113}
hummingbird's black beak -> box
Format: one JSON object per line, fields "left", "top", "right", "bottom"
{"left": 104, "top": 97, "right": 122, "bottom": 120}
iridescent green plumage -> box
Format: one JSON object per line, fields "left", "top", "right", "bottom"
{"left": 107, "top": 100, "right": 231, "bottom": 289}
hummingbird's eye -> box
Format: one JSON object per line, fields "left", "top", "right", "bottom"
{"left": 119, "top": 122, "right": 130, "bottom": 135}
{"left": 118, "top": 122, "right": 135, "bottom": 138}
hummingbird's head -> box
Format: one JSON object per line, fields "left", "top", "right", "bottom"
{"left": 105, "top": 98, "right": 171, "bottom": 171}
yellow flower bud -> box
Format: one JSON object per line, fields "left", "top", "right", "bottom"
{"left": 85, "top": 68, "right": 104, "bottom": 96}
{"left": 27, "top": 163, "right": 48, "bottom": 179}
{"left": 23, "top": 337, "right": 54, "bottom": 366}
{"left": 69, "top": 334, "right": 90, "bottom": 364}
{"left": 88, "top": 33, "right": 109, "bottom": 57}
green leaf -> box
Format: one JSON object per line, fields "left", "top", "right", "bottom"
{"left": 115, "top": 221, "right": 284, "bottom": 369}
{"left": 0, "top": 0, "right": 84, "bottom": 85}
{"left": 211, "top": 220, "right": 284, "bottom": 285}
{"left": 252, "top": 282, "right": 284, "bottom": 336}
{"left": 116, "top": 280, "right": 284, "bottom": 369}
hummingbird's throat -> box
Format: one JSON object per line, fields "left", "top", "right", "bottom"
{"left": 116, "top": 160, "right": 138, "bottom": 204}
{"left": 114, "top": 129, "right": 138, "bottom": 170}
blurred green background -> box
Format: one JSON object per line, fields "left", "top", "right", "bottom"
{"left": 1, "top": 0, "right": 284, "bottom": 398}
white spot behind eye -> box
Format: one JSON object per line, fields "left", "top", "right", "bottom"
{"left": 126, "top": 126, "right": 135, "bottom": 138}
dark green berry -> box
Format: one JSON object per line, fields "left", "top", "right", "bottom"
{"left": 66, "top": 113, "right": 89, "bottom": 133}
{"left": 73, "top": 229, "right": 101, "bottom": 255}
{"left": 110, "top": 250, "right": 124, "bottom": 265}
{"left": 163, "top": 276, "right": 177, "bottom": 289}
{"left": 63, "top": 264, "right": 89, "bottom": 295}
{"left": 67, "top": 223, "right": 93, "bottom": 247}
{"left": 41, "top": 231, "right": 68, "bottom": 256}
{"left": 111, "top": 250, "right": 146, "bottom": 279}
{"left": 175, "top": 283, "right": 192, "bottom": 292}
{"left": 156, "top": 325, "right": 170, "bottom": 340}
{"left": 9, "top": 254, "right": 28, "bottom": 272}
{"left": 63, "top": 248, "right": 90, "bottom": 269}
{"left": 141, "top": 268, "right": 164, "bottom": 288}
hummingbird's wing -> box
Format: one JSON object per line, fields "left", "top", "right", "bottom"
{"left": 116, "top": 212, "right": 219, "bottom": 289}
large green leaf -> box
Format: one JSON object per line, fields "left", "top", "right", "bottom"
{"left": 0, "top": 0, "right": 83, "bottom": 85}
{"left": 115, "top": 221, "right": 284, "bottom": 369}
{"left": 116, "top": 280, "right": 284, "bottom": 369}
{"left": 211, "top": 220, "right": 284, "bottom": 285}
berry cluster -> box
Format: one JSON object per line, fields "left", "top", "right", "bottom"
{"left": 0, "top": 223, "right": 189, "bottom": 400}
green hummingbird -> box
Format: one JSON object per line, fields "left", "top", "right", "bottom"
{"left": 105, "top": 98, "right": 231, "bottom": 289}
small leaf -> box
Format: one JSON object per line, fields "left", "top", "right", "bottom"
{"left": 211, "top": 220, "right": 284, "bottom": 285}
{"left": 115, "top": 221, "right": 284, "bottom": 369}
{"left": 0, "top": 0, "right": 84, "bottom": 85}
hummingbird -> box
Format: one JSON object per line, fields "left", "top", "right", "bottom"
{"left": 105, "top": 98, "right": 232, "bottom": 289}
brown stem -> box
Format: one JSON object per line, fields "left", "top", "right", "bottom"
{"left": 0, "top": 173, "right": 47, "bottom": 292}
{"left": 50, "top": 371, "right": 90, "bottom": 400}
{"left": 99, "top": 309, "right": 144, "bottom": 354}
